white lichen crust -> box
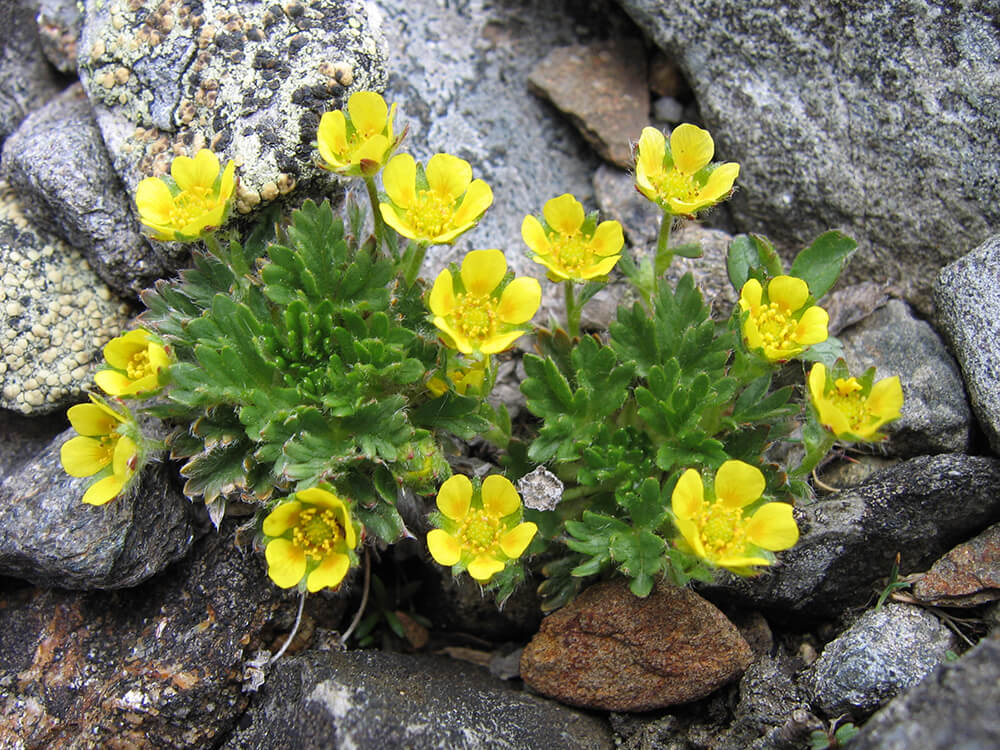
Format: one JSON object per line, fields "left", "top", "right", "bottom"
{"left": 0, "top": 183, "right": 131, "bottom": 415}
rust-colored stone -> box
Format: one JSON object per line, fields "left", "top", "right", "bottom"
{"left": 912, "top": 522, "right": 1000, "bottom": 607}
{"left": 520, "top": 580, "right": 752, "bottom": 711}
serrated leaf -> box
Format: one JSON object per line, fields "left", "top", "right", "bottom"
{"left": 789, "top": 230, "right": 856, "bottom": 300}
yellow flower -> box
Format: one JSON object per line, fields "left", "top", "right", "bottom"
{"left": 428, "top": 249, "right": 541, "bottom": 355}
{"left": 808, "top": 362, "right": 904, "bottom": 441}
{"left": 671, "top": 460, "right": 798, "bottom": 574}
{"left": 521, "top": 194, "right": 624, "bottom": 282}
{"left": 60, "top": 395, "right": 138, "bottom": 506}
{"left": 93, "top": 329, "right": 170, "bottom": 397}
{"left": 740, "top": 276, "right": 829, "bottom": 361}
{"left": 135, "top": 149, "right": 236, "bottom": 241}
{"left": 635, "top": 124, "right": 740, "bottom": 216}
{"left": 317, "top": 91, "right": 399, "bottom": 177}
{"left": 426, "top": 474, "right": 537, "bottom": 583}
{"left": 427, "top": 359, "right": 488, "bottom": 397}
{"left": 379, "top": 153, "right": 493, "bottom": 245}
{"left": 262, "top": 487, "right": 359, "bottom": 592}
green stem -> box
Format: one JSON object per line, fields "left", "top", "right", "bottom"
{"left": 202, "top": 233, "right": 224, "bottom": 262}
{"left": 402, "top": 242, "right": 429, "bottom": 287}
{"left": 564, "top": 280, "right": 581, "bottom": 338}
{"left": 790, "top": 431, "right": 838, "bottom": 479}
{"left": 363, "top": 176, "right": 385, "bottom": 249}
{"left": 652, "top": 212, "right": 674, "bottom": 300}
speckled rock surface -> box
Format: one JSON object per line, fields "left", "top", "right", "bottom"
{"left": 934, "top": 234, "right": 1000, "bottom": 454}
{"left": 36, "top": 0, "right": 83, "bottom": 73}
{"left": 0, "top": 520, "right": 284, "bottom": 749}
{"left": 2, "top": 83, "right": 166, "bottom": 298}
{"left": 520, "top": 580, "right": 752, "bottom": 711}
{"left": 702, "top": 454, "right": 1000, "bottom": 620}
{"left": 912, "top": 522, "right": 1000, "bottom": 607}
{"left": 225, "top": 649, "right": 614, "bottom": 750}
{"left": 77, "top": 0, "right": 387, "bottom": 264}
{"left": 805, "top": 603, "right": 957, "bottom": 719}
{"left": 840, "top": 298, "right": 972, "bottom": 455}
{"left": 0, "top": 427, "right": 197, "bottom": 589}
{"left": 0, "top": 184, "right": 131, "bottom": 415}
{"left": 615, "top": 0, "right": 1000, "bottom": 313}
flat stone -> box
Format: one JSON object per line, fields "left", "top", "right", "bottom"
{"left": 528, "top": 38, "right": 649, "bottom": 168}
{"left": 520, "top": 580, "right": 752, "bottom": 711}
{"left": 912, "top": 522, "right": 1000, "bottom": 607}
{"left": 935, "top": 234, "right": 1000, "bottom": 454}
{"left": 0, "top": 409, "right": 66, "bottom": 479}
{"left": 225, "top": 649, "right": 614, "bottom": 750}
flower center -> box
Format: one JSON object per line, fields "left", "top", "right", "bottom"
{"left": 653, "top": 167, "right": 699, "bottom": 203}
{"left": 95, "top": 436, "right": 117, "bottom": 469}
{"left": 698, "top": 502, "right": 749, "bottom": 558}
{"left": 549, "top": 233, "right": 590, "bottom": 272}
{"left": 169, "top": 185, "right": 214, "bottom": 227}
{"left": 457, "top": 509, "right": 501, "bottom": 554}
{"left": 407, "top": 190, "right": 455, "bottom": 238}
{"left": 126, "top": 349, "right": 154, "bottom": 380}
{"left": 830, "top": 378, "right": 869, "bottom": 430}
{"left": 292, "top": 507, "right": 344, "bottom": 561}
{"left": 754, "top": 302, "right": 798, "bottom": 352}
{"left": 452, "top": 293, "right": 497, "bottom": 342}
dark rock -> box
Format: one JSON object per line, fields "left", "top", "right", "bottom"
{"left": 616, "top": 0, "right": 1000, "bottom": 314}
{"left": 0, "top": 427, "right": 197, "bottom": 589}
{"left": 912, "top": 522, "right": 1000, "bottom": 607}
{"left": 702, "top": 454, "right": 1000, "bottom": 620}
{"left": 593, "top": 162, "right": 662, "bottom": 245}
{"left": 35, "top": 0, "right": 82, "bottom": 73}
{"left": 0, "top": 185, "right": 132, "bottom": 415}
{"left": 840, "top": 298, "right": 972, "bottom": 455}
{"left": 849, "top": 631, "right": 1000, "bottom": 750}
{"left": 528, "top": 38, "right": 649, "bottom": 168}
{"left": 0, "top": 408, "right": 66, "bottom": 478}
{"left": 0, "top": 520, "right": 284, "bottom": 749}
{"left": 224, "top": 649, "right": 614, "bottom": 750}
{"left": 935, "top": 234, "right": 1000, "bottom": 454}
{"left": 2, "top": 83, "right": 166, "bottom": 298}
{"left": 804, "top": 603, "right": 956, "bottom": 719}
{"left": 648, "top": 50, "right": 687, "bottom": 98}
{"left": 728, "top": 649, "right": 814, "bottom": 750}
{"left": 0, "top": 0, "right": 64, "bottom": 145}
{"left": 520, "top": 580, "right": 752, "bottom": 711}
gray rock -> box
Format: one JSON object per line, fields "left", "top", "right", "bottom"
{"left": 0, "top": 427, "right": 197, "bottom": 589}
{"left": 935, "top": 234, "right": 1000, "bottom": 454}
{"left": 35, "top": 0, "right": 83, "bottom": 73}
{"left": 225, "top": 649, "right": 614, "bottom": 750}
{"left": 726, "top": 649, "right": 814, "bottom": 750}
{"left": 2, "top": 83, "right": 167, "bottom": 298}
{"left": 652, "top": 96, "right": 685, "bottom": 124}
{"left": 840, "top": 298, "right": 972, "bottom": 455}
{"left": 849, "top": 631, "right": 1000, "bottom": 750}
{"left": 0, "top": 185, "right": 132, "bottom": 415}
{"left": 0, "top": 0, "right": 64, "bottom": 145}
{"left": 805, "top": 603, "right": 957, "bottom": 719}
{"left": 77, "top": 0, "right": 387, "bottom": 265}
{"left": 593, "top": 162, "right": 662, "bottom": 245}
{"left": 0, "top": 519, "right": 285, "bottom": 749}
{"left": 701, "top": 454, "right": 1000, "bottom": 620}
{"left": 378, "top": 0, "right": 638, "bottom": 283}
{"left": 0, "top": 408, "right": 66, "bottom": 479}
{"left": 616, "top": 0, "right": 1000, "bottom": 314}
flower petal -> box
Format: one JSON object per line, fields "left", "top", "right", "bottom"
{"left": 60, "top": 436, "right": 108, "bottom": 477}
{"left": 433, "top": 316, "right": 474, "bottom": 354}
{"left": 468, "top": 554, "right": 505, "bottom": 582}
{"left": 436, "top": 474, "right": 472, "bottom": 520}
{"left": 112, "top": 435, "right": 137, "bottom": 478}
{"left": 83, "top": 474, "right": 125, "bottom": 506}
{"left": 383, "top": 153, "right": 417, "bottom": 209}
{"left": 807, "top": 363, "right": 828, "bottom": 405}
{"left": 461, "top": 249, "right": 506, "bottom": 296}
{"left": 262, "top": 500, "right": 303, "bottom": 537}
{"left": 716, "top": 555, "right": 771, "bottom": 569}
{"left": 426, "top": 153, "right": 472, "bottom": 203}
{"left": 94, "top": 370, "right": 136, "bottom": 397}
{"left": 497, "top": 277, "right": 541, "bottom": 324}
{"left": 451, "top": 179, "right": 493, "bottom": 227}
{"left": 699, "top": 162, "right": 740, "bottom": 201}
{"left": 585, "top": 254, "right": 622, "bottom": 278}
{"left": 500, "top": 522, "right": 537, "bottom": 558}
{"left": 867, "top": 376, "right": 904, "bottom": 420}
{"left": 521, "top": 214, "right": 550, "bottom": 255}
{"left": 590, "top": 221, "right": 624, "bottom": 257}
{"left": 795, "top": 305, "right": 830, "bottom": 346}
{"left": 66, "top": 402, "right": 120, "bottom": 436}
{"left": 427, "top": 528, "right": 462, "bottom": 566}
{"left": 674, "top": 517, "right": 706, "bottom": 559}
{"left": 670, "top": 123, "right": 714, "bottom": 175}
{"left": 135, "top": 177, "right": 174, "bottom": 224}
{"left": 739, "top": 278, "right": 763, "bottom": 313}
{"left": 348, "top": 91, "right": 388, "bottom": 136}
{"left": 671, "top": 468, "right": 704, "bottom": 520}
{"left": 428, "top": 269, "right": 456, "bottom": 316}
{"left": 354, "top": 134, "right": 390, "bottom": 166}
{"left": 746, "top": 503, "right": 799, "bottom": 551}
{"left": 768, "top": 276, "right": 809, "bottom": 313}
{"left": 479, "top": 330, "right": 526, "bottom": 354}
{"left": 307, "top": 553, "right": 350, "bottom": 592}
{"left": 265, "top": 538, "right": 307, "bottom": 588}
{"left": 380, "top": 202, "right": 416, "bottom": 239}
{"left": 482, "top": 474, "right": 520, "bottom": 517}
{"left": 542, "top": 194, "right": 584, "bottom": 235}
{"left": 715, "top": 460, "right": 765, "bottom": 508}
{"left": 635, "top": 127, "right": 666, "bottom": 190}
{"left": 317, "top": 110, "right": 349, "bottom": 166}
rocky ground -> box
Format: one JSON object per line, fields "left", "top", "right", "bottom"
{"left": 1, "top": 0, "right": 999, "bottom": 748}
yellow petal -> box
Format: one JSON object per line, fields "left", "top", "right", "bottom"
{"left": 83, "top": 474, "right": 125, "bottom": 505}
{"left": 103, "top": 331, "right": 147, "bottom": 369}
{"left": 60, "top": 436, "right": 109, "bottom": 477}
{"left": 674, "top": 516, "right": 707, "bottom": 559}
{"left": 306, "top": 553, "right": 350, "bottom": 592}
{"left": 433, "top": 316, "right": 474, "bottom": 354}
{"left": 348, "top": 91, "right": 388, "bottom": 136}
{"left": 635, "top": 127, "right": 666, "bottom": 186}
{"left": 795, "top": 305, "right": 829, "bottom": 346}
{"left": 743, "top": 315, "right": 763, "bottom": 350}
{"left": 746, "top": 503, "right": 799, "bottom": 551}
{"left": 590, "top": 221, "right": 624, "bottom": 257}
{"left": 699, "top": 162, "right": 740, "bottom": 201}
{"left": 262, "top": 500, "right": 303, "bottom": 537}
{"left": 428, "top": 269, "right": 456, "bottom": 316}
{"left": 868, "top": 376, "right": 904, "bottom": 419}
{"left": 218, "top": 160, "right": 236, "bottom": 200}
{"left": 479, "top": 330, "right": 526, "bottom": 355}
{"left": 714, "top": 460, "right": 765, "bottom": 508}
{"left": 451, "top": 179, "right": 493, "bottom": 227}
{"left": 716, "top": 555, "right": 771, "bottom": 569}
{"left": 383, "top": 153, "right": 417, "bottom": 208}
{"left": 768, "top": 276, "right": 809, "bottom": 312}
{"left": 66, "top": 402, "right": 120, "bottom": 436}
{"left": 112, "top": 435, "right": 137, "bottom": 478}
{"left": 265, "top": 538, "right": 307, "bottom": 588}
{"left": 468, "top": 554, "right": 505, "bottom": 582}
{"left": 670, "top": 123, "right": 715, "bottom": 175}
{"left": 671, "top": 468, "right": 704, "bottom": 520}
{"left": 521, "top": 215, "right": 550, "bottom": 255}
{"left": 585, "top": 254, "right": 622, "bottom": 279}
{"left": 295, "top": 487, "right": 340, "bottom": 510}
{"left": 317, "top": 110, "right": 349, "bottom": 166}
{"left": 380, "top": 202, "right": 416, "bottom": 240}
{"left": 427, "top": 528, "right": 462, "bottom": 566}
{"left": 497, "top": 277, "right": 541, "bottom": 324}
{"left": 740, "top": 278, "right": 763, "bottom": 312}
{"left": 94, "top": 370, "right": 135, "bottom": 396}
{"left": 436, "top": 474, "right": 472, "bottom": 520}
{"left": 481, "top": 474, "right": 520, "bottom": 517}
{"left": 500, "top": 522, "right": 537, "bottom": 558}
{"left": 542, "top": 194, "right": 584, "bottom": 235}
{"left": 816, "top": 395, "right": 852, "bottom": 437}
{"left": 461, "top": 249, "right": 506, "bottom": 296}
{"left": 354, "top": 134, "right": 390, "bottom": 166}
{"left": 426, "top": 153, "right": 473, "bottom": 203}
{"left": 191, "top": 149, "right": 222, "bottom": 187}
{"left": 807, "top": 363, "right": 828, "bottom": 406}
{"left": 135, "top": 177, "right": 174, "bottom": 224}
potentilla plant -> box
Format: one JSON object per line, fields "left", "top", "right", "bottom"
{"left": 57, "top": 91, "right": 903, "bottom": 634}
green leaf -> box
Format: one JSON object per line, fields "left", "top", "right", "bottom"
{"left": 726, "top": 233, "right": 783, "bottom": 291}
{"left": 789, "top": 230, "right": 856, "bottom": 300}
{"left": 609, "top": 528, "right": 666, "bottom": 597}
{"left": 670, "top": 242, "right": 703, "bottom": 259}
{"left": 411, "top": 393, "right": 490, "bottom": 439}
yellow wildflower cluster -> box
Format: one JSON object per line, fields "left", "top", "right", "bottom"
{"left": 808, "top": 363, "right": 904, "bottom": 441}
{"left": 60, "top": 395, "right": 138, "bottom": 506}
{"left": 317, "top": 91, "right": 400, "bottom": 176}
{"left": 522, "top": 194, "right": 623, "bottom": 282}
{"left": 740, "top": 276, "right": 829, "bottom": 362}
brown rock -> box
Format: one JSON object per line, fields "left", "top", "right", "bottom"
{"left": 528, "top": 38, "right": 649, "bottom": 168}
{"left": 520, "top": 580, "right": 752, "bottom": 711}
{"left": 648, "top": 50, "right": 688, "bottom": 98}
{"left": 912, "top": 522, "right": 1000, "bottom": 607}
